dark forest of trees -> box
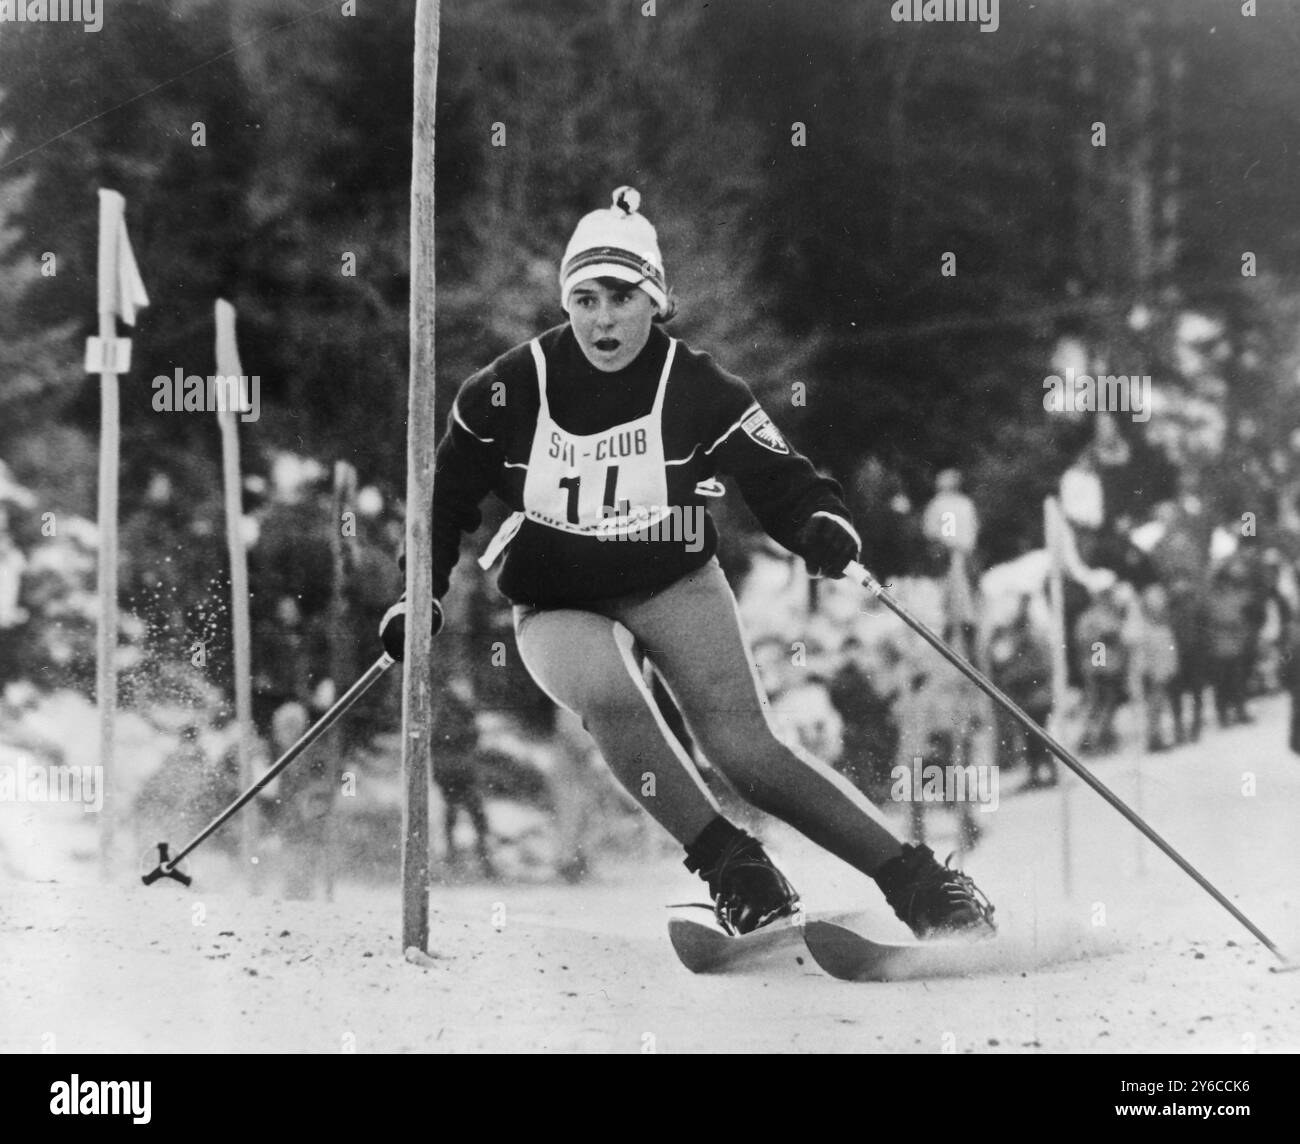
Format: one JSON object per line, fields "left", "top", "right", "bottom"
{"left": 3, "top": 0, "right": 1300, "bottom": 574}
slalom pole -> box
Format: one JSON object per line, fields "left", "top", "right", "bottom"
{"left": 93, "top": 228, "right": 121, "bottom": 879}
{"left": 142, "top": 654, "right": 396, "bottom": 886}
{"left": 1044, "top": 496, "right": 1074, "bottom": 896}
{"left": 401, "top": 0, "right": 442, "bottom": 955}
{"left": 214, "top": 300, "right": 255, "bottom": 880}
{"left": 847, "top": 560, "right": 1290, "bottom": 965}
{"left": 91, "top": 189, "right": 150, "bottom": 877}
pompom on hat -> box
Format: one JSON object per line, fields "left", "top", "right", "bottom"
{"left": 560, "top": 186, "right": 668, "bottom": 315}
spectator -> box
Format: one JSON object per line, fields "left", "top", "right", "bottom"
{"left": 1285, "top": 614, "right": 1300, "bottom": 757}
{"left": 1075, "top": 582, "right": 1127, "bottom": 755}
{"left": 0, "top": 505, "right": 30, "bottom": 686}
{"left": 987, "top": 593, "right": 1057, "bottom": 787}
{"left": 251, "top": 595, "right": 311, "bottom": 732}
{"left": 1206, "top": 562, "right": 1254, "bottom": 727}
{"left": 892, "top": 670, "right": 950, "bottom": 844}
{"left": 892, "top": 669, "right": 986, "bottom": 850}
{"left": 1092, "top": 517, "right": 1160, "bottom": 591}
{"left": 1250, "top": 549, "right": 1292, "bottom": 694}
{"left": 1238, "top": 549, "right": 1271, "bottom": 698}
{"left": 1148, "top": 500, "right": 1210, "bottom": 596}
{"left": 828, "top": 635, "right": 900, "bottom": 798}
{"left": 848, "top": 458, "right": 921, "bottom": 580}
{"left": 1167, "top": 576, "right": 1207, "bottom": 744}
{"left": 431, "top": 674, "right": 496, "bottom": 880}
{"left": 1132, "top": 584, "right": 1180, "bottom": 752}
{"left": 921, "top": 469, "right": 980, "bottom": 655}
{"left": 922, "top": 468, "right": 979, "bottom": 556}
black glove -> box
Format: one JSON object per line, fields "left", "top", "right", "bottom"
{"left": 379, "top": 595, "right": 445, "bottom": 661}
{"left": 796, "top": 512, "right": 860, "bottom": 579}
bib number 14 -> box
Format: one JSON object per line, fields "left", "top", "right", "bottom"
{"left": 558, "top": 465, "right": 628, "bottom": 524}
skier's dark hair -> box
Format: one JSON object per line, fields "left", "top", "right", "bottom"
{"left": 652, "top": 291, "right": 678, "bottom": 323}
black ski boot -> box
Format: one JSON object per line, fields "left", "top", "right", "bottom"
{"left": 873, "top": 843, "right": 996, "bottom": 939}
{"left": 684, "top": 818, "right": 801, "bottom": 936}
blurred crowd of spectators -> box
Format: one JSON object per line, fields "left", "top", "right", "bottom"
{"left": 739, "top": 468, "right": 1300, "bottom": 847}
{"left": 4, "top": 451, "right": 1300, "bottom": 884}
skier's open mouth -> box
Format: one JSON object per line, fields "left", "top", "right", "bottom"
{"left": 594, "top": 338, "right": 620, "bottom": 352}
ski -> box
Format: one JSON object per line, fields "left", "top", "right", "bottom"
{"left": 669, "top": 910, "right": 885, "bottom": 974}
{"left": 668, "top": 914, "right": 813, "bottom": 974}
{"left": 803, "top": 918, "right": 994, "bottom": 982}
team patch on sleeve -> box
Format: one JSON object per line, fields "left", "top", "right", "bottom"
{"left": 740, "top": 407, "right": 790, "bottom": 455}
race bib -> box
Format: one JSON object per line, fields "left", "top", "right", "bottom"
{"left": 527, "top": 423, "right": 666, "bottom": 533}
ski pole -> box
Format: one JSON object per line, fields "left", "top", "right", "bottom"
{"left": 846, "top": 561, "right": 1291, "bottom": 966}
{"left": 142, "top": 653, "right": 397, "bottom": 886}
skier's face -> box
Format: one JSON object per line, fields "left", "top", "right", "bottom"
{"left": 567, "top": 279, "right": 655, "bottom": 372}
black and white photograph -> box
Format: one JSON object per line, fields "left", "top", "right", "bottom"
{"left": 1, "top": 0, "right": 1298, "bottom": 1089}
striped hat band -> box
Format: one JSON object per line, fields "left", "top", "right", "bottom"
{"left": 562, "top": 247, "right": 665, "bottom": 291}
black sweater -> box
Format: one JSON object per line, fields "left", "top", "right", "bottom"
{"left": 430, "top": 323, "right": 851, "bottom": 607}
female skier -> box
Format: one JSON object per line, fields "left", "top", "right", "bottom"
{"left": 381, "top": 187, "right": 995, "bottom": 939}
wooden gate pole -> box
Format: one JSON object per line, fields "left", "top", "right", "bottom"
{"left": 401, "top": 0, "right": 442, "bottom": 955}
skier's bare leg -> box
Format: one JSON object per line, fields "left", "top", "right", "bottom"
{"left": 514, "top": 606, "right": 721, "bottom": 846}
{"left": 607, "top": 561, "right": 904, "bottom": 877}
{"left": 514, "top": 564, "right": 992, "bottom": 938}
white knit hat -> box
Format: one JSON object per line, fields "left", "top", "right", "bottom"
{"left": 560, "top": 186, "right": 667, "bottom": 315}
